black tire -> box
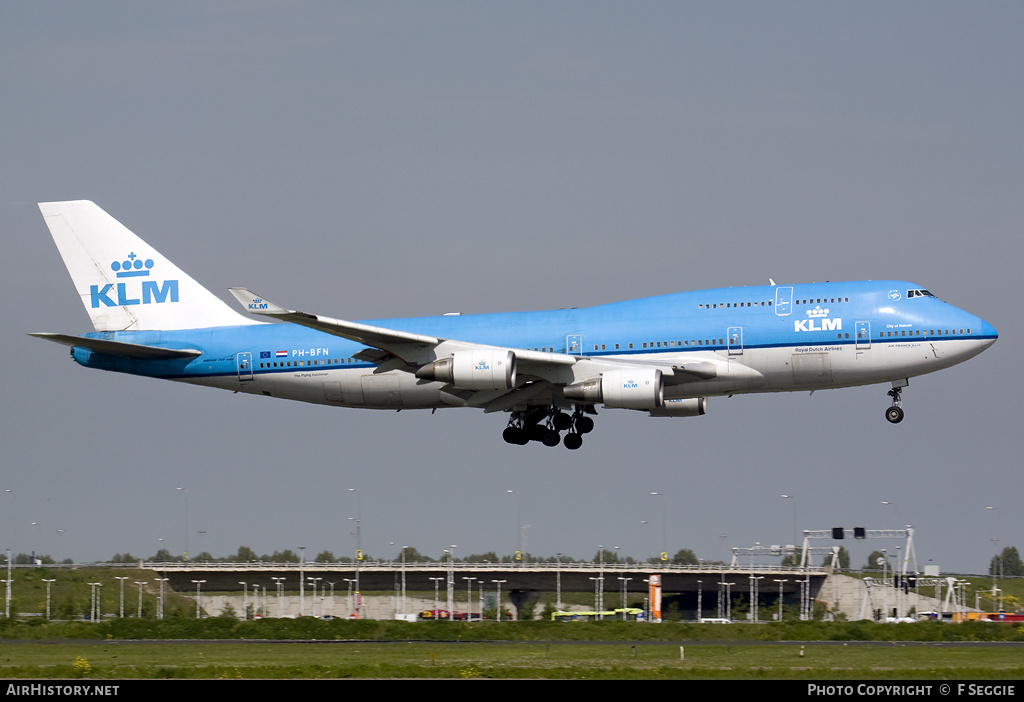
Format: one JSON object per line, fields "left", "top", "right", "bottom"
{"left": 575, "top": 416, "right": 595, "bottom": 434}
{"left": 541, "top": 430, "right": 561, "bottom": 447}
{"left": 885, "top": 406, "right": 904, "bottom": 424}
{"left": 563, "top": 433, "right": 583, "bottom": 450}
{"left": 552, "top": 412, "right": 573, "bottom": 431}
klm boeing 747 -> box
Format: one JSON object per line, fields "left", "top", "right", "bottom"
{"left": 32, "top": 201, "right": 998, "bottom": 449}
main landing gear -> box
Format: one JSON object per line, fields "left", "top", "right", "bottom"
{"left": 503, "top": 406, "right": 595, "bottom": 449}
{"left": 885, "top": 382, "right": 906, "bottom": 424}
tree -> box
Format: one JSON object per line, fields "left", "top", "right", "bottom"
{"left": 233, "top": 545, "right": 259, "bottom": 562}
{"left": 464, "top": 551, "right": 500, "bottom": 563}
{"left": 990, "top": 546, "right": 1023, "bottom": 577}
{"left": 149, "top": 548, "right": 179, "bottom": 562}
{"left": 397, "top": 546, "right": 433, "bottom": 563}
{"left": 836, "top": 546, "right": 850, "bottom": 570}
{"left": 864, "top": 550, "right": 887, "bottom": 571}
{"left": 274, "top": 549, "right": 300, "bottom": 563}
{"left": 671, "top": 548, "right": 699, "bottom": 565}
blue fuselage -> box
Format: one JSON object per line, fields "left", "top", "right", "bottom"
{"left": 70, "top": 280, "right": 997, "bottom": 411}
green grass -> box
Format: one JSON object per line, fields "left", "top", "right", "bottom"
{"left": 2, "top": 566, "right": 1021, "bottom": 678}
{"left": 0, "top": 640, "right": 1022, "bottom": 679}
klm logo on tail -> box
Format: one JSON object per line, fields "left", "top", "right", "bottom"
{"left": 90, "top": 253, "right": 179, "bottom": 308}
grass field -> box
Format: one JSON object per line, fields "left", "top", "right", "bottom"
{"left": 1, "top": 640, "right": 1022, "bottom": 679}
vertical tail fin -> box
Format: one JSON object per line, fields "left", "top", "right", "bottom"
{"left": 39, "top": 200, "right": 258, "bottom": 331}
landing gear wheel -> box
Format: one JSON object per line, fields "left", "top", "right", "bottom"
{"left": 574, "top": 415, "right": 594, "bottom": 434}
{"left": 563, "top": 433, "right": 583, "bottom": 450}
{"left": 551, "top": 411, "right": 573, "bottom": 431}
{"left": 885, "top": 406, "right": 904, "bottom": 424}
{"left": 540, "top": 429, "right": 561, "bottom": 447}
{"left": 503, "top": 426, "right": 528, "bottom": 444}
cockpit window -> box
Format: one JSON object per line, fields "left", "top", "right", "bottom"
{"left": 907, "top": 289, "right": 936, "bottom": 299}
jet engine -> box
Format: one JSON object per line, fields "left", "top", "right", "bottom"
{"left": 415, "top": 349, "right": 517, "bottom": 391}
{"left": 563, "top": 368, "right": 663, "bottom": 409}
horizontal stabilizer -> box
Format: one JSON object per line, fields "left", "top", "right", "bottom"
{"left": 29, "top": 333, "right": 202, "bottom": 360}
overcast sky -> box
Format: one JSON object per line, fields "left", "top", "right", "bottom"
{"left": 1, "top": 2, "right": 1020, "bottom": 573}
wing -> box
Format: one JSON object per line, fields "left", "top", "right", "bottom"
{"left": 228, "top": 287, "right": 578, "bottom": 371}
{"left": 227, "top": 288, "right": 717, "bottom": 410}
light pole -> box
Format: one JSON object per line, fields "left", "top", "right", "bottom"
{"left": 5, "top": 548, "right": 11, "bottom": 618}
{"left": 618, "top": 577, "right": 632, "bottom": 619}
{"left": 134, "top": 581, "right": 145, "bottom": 618}
{"left": 271, "top": 577, "right": 285, "bottom": 618}
{"left": 176, "top": 487, "right": 189, "bottom": 561}
{"left": 556, "top": 553, "right": 563, "bottom": 610}
{"left": 191, "top": 580, "right": 206, "bottom": 619}
{"left": 446, "top": 545, "right": 457, "bottom": 621}
{"left": 750, "top": 576, "right": 764, "bottom": 622}
{"left": 492, "top": 580, "right": 507, "bottom": 622}
{"left": 507, "top": 490, "right": 521, "bottom": 560}
{"left": 988, "top": 506, "right": 1001, "bottom": 611}
{"left": 154, "top": 578, "right": 168, "bottom": 619}
{"left": 239, "top": 582, "right": 249, "bottom": 620}
{"left": 429, "top": 576, "right": 443, "bottom": 619}
{"left": 696, "top": 580, "right": 702, "bottom": 622}
{"left": 348, "top": 488, "right": 362, "bottom": 615}
{"left": 781, "top": 494, "right": 796, "bottom": 549}
{"left": 344, "top": 578, "right": 356, "bottom": 617}
{"left": 115, "top": 576, "right": 129, "bottom": 618}
{"left": 297, "top": 546, "right": 306, "bottom": 616}
{"left": 88, "top": 582, "right": 102, "bottom": 622}
{"left": 650, "top": 492, "right": 667, "bottom": 560}
{"left": 309, "top": 577, "right": 322, "bottom": 617}
{"left": 774, "top": 579, "right": 788, "bottom": 621}
{"left": 43, "top": 579, "right": 55, "bottom": 620}
{"left": 463, "top": 577, "right": 476, "bottom": 620}
{"left": 589, "top": 576, "right": 602, "bottom": 618}
{"left": 400, "top": 545, "right": 408, "bottom": 618}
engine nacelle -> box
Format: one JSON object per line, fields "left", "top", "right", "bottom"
{"left": 415, "top": 349, "right": 517, "bottom": 391}
{"left": 563, "top": 368, "right": 663, "bottom": 410}
{"left": 647, "top": 397, "right": 707, "bottom": 417}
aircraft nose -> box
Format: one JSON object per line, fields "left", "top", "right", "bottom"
{"left": 978, "top": 318, "right": 998, "bottom": 350}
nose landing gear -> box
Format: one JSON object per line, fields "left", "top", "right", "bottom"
{"left": 885, "top": 382, "right": 906, "bottom": 424}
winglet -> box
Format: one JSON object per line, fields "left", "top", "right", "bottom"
{"left": 228, "top": 288, "right": 294, "bottom": 316}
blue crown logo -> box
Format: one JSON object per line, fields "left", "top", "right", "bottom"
{"left": 110, "top": 252, "right": 155, "bottom": 278}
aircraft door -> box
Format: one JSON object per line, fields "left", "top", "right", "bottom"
{"left": 855, "top": 321, "right": 871, "bottom": 350}
{"left": 236, "top": 352, "right": 254, "bottom": 381}
{"left": 727, "top": 327, "right": 743, "bottom": 355}
{"left": 566, "top": 334, "right": 583, "bottom": 356}
{"left": 774, "top": 287, "right": 793, "bottom": 316}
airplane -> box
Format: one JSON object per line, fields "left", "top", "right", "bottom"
{"left": 31, "top": 200, "right": 998, "bottom": 449}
